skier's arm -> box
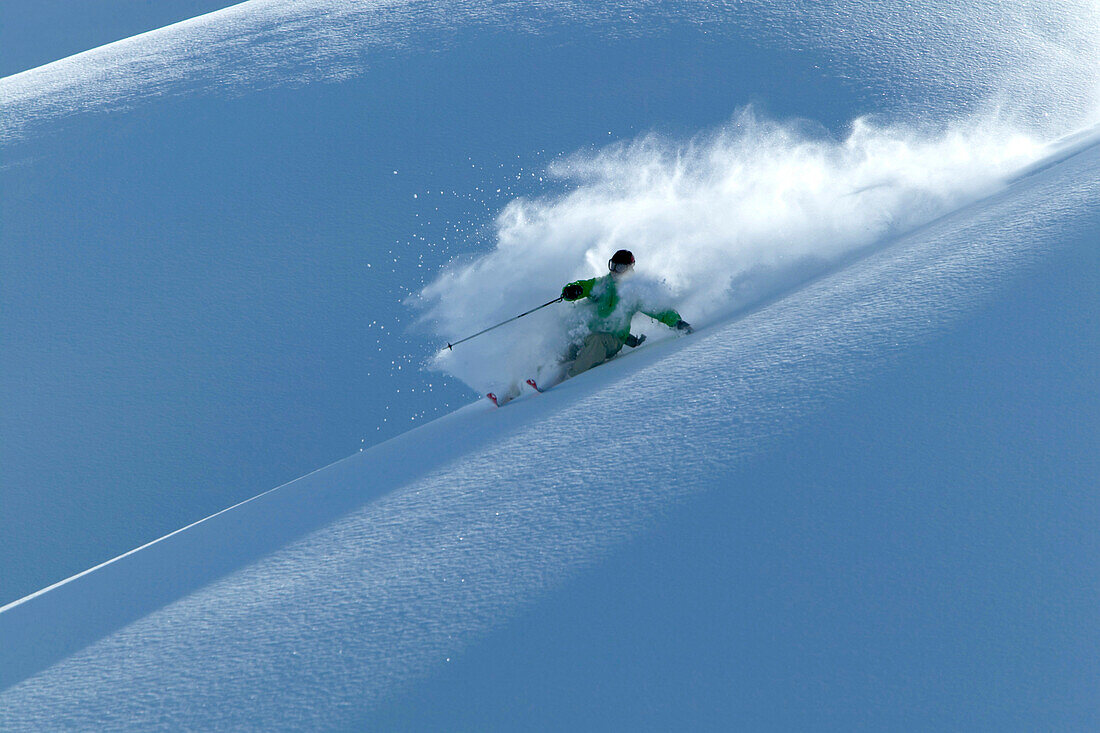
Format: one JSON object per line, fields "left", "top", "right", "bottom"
{"left": 562, "top": 278, "right": 596, "bottom": 301}
{"left": 643, "top": 308, "right": 682, "bottom": 327}
{"left": 643, "top": 307, "right": 693, "bottom": 333}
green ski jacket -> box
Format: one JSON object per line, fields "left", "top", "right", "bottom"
{"left": 562, "top": 274, "right": 682, "bottom": 341}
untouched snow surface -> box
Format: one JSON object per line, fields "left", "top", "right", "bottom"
{"left": 2, "top": 128, "right": 1097, "bottom": 729}
{"left": 3, "top": 0, "right": 1097, "bottom": 145}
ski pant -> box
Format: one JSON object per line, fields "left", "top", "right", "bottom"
{"left": 566, "top": 332, "right": 625, "bottom": 378}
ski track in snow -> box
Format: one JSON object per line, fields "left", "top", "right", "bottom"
{"left": 1, "top": 129, "right": 1096, "bottom": 730}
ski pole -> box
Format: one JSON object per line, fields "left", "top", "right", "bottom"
{"left": 446, "top": 296, "right": 564, "bottom": 350}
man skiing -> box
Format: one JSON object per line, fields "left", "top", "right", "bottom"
{"left": 487, "top": 249, "right": 692, "bottom": 405}
{"left": 555, "top": 249, "right": 693, "bottom": 380}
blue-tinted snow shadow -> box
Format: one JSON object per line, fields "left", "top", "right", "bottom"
{"left": 0, "top": 313, "right": 697, "bottom": 693}
{"left": 2, "top": 128, "right": 1096, "bottom": 726}
{"left": 4, "top": 12, "right": 1072, "bottom": 694}
{"left": 0, "top": 397, "right": 520, "bottom": 691}
{"left": 1, "top": 19, "right": 859, "bottom": 607}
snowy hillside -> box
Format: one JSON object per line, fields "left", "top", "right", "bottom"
{"left": 5, "top": 0, "right": 1099, "bottom": 607}
{"left": 3, "top": 0, "right": 1099, "bottom": 728}
{"left": 2, "top": 127, "right": 1097, "bottom": 727}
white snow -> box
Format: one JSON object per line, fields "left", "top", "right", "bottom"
{"left": 1, "top": 127, "right": 1096, "bottom": 729}
{"left": 3, "top": 0, "right": 1099, "bottom": 727}
{"left": 4, "top": 0, "right": 1097, "bottom": 145}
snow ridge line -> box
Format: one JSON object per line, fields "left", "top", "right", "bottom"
{"left": 7, "top": 1, "right": 1096, "bottom": 147}
{"left": 0, "top": 1, "right": 712, "bottom": 146}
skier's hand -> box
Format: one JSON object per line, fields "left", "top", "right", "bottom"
{"left": 562, "top": 283, "right": 584, "bottom": 300}
{"left": 625, "top": 333, "right": 647, "bottom": 348}
{"left": 675, "top": 320, "right": 694, "bottom": 334}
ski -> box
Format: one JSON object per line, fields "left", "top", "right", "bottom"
{"left": 489, "top": 377, "right": 553, "bottom": 407}
{"left": 487, "top": 388, "right": 521, "bottom": 407}
{"left": 488, "top": 380, "right": 542, "bottom": 407}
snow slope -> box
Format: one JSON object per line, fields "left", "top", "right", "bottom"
{"left": 3, "top": 0, "right": 1099, "bottom": 726}
{"left": 0, "top": 0, "right": 239, "bottom": 77}
{"left": 2, "top": 127, "right": 1096, "bottom": 729}
{"left": 4, "top": 0, "right": 1096, "bottom": 146}
{"left": 4, "top": 0, "right": 1098, "bottom": 610}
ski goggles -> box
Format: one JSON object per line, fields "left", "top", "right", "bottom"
{"left": 609, "top": 259, "right": 634, "bottom": 273}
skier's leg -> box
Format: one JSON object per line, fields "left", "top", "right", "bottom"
{"left": 493, "top": 380, "right": 523, "bottom": 405}
{"left": 532, "top": 360, "right": 569, "bottom": 390}
{"left": 567, "top": 333, "right": 624, "bottom": 378}
{"left": 566, "top": 334, "right": 603, "bottom": 377}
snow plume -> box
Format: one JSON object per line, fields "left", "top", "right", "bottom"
{"left": 418, "top": 109, "right": 1043, "bottom": 394}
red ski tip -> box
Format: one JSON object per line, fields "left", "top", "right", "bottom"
{"left": 525, "top": 379, "right": 542, "bottom": 393}
{"left": 486, "top": 392, "right": 500, "bottom": 406}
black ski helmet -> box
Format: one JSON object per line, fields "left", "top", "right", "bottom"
{"left": 609, "top": 249, "right": 635, "bottom": 272}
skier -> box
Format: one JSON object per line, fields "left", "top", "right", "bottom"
{"left": 555, "top": 249, "right": 692, "bottom": 380}
{"left": 488, "top": 249, "right": 692, "bottom": 405}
